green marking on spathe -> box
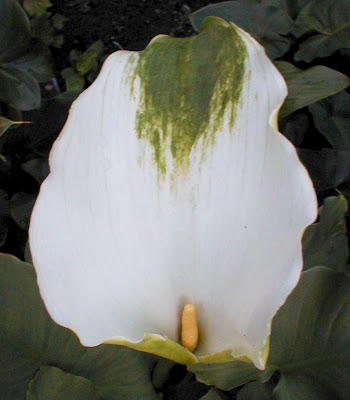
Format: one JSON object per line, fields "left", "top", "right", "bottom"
{"left": 132, "top": 17, "right": 247, "bottom": 177}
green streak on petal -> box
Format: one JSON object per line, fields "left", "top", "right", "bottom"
{"left": 131, "top": 17, "right": 247, "bottom": 176}
{"left": 104, "top": 334, "right": 198, "bottom": 365}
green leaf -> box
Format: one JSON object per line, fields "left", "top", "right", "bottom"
{"left": 10, "top": 192, "right": 37, "bottom": 230}
{"left": 8, "top": 43, "right": 54, "bottom": 82}
{"left": 273, "top": 373, "right": 334, "bottom": 400}
{"left": 275, "top": 61, "right": 350, "bottom": 118}
{"left": 75, "top": 41, "right": 105, "bottom": 76}
{"left": 237, "top": 381, "right": 274, "bottom": 400}
{"left": 200, "top": 388, "right": 223, "bottom": 400}
{"left": 189, "top": 359, "right": 273, "bottom": 391}
{"left": 54, "top": 89, "right": 81, "bottom": 103}
{"left": 21, "top": 158, "right": 49, "bottom": 184}
{"left": 0, "top": 253, "right": 158, "bottom": 400}
{"left": 294, "top": 0, "right": 350, "bottom": 62}
{"left": 151, "top": 358, "right": 176, "bottom": 389}
{"left": 0, "top": 0, "right": 31, "bottom": 63}
{"left": 24, "top": 0, "right": 52, "bottom": 17}
{"left": 51, "top": 14, "right": 68, "bottom": 30}
{"left": 303, "top": 195, "right": 349, "bottom": 272}
{"left": 190, "top": 0, "right": 293, "bottom": 59}
{"left": 24, "top": 240, "right": 33, "bottom": 264}
{"left": 0, "top": 190, "right": 9, "bottom": 248}
{"left": 51, "top": 33, "right": 64, "bottom": 48}
{"left": 69, "top": 48, "right": 83, "bottom": 65}
{"left": 191, "top": 267, "right": 350, "bottom": 399}
{"left": 27, "top": 366, "right": 99, "bottom": 400}
{"left": 25, "top": 94, "right": 76, "bottom": 156}
{"left": 309, "top": 91, "right": 350, "bottom": 151}
{"left": 280, "top": 112, "right": 308, "bottom": 147}
{"left": 267, "top": 0, "right": 311, "bottom": 20}
{"left": 269, "top": 267, "right": 350, "bottom": 399}
{"left": 0, "top": 116, "right": 31, "bottom": 137}
{"left": 31, "top": 13, "right": 55, "bottom": 47}
{"left": 298, "top": 148, "right": 350, "bottom": 190}
{"left": 61, "top": 67, "right": 85, "bottom": 92}
{"left": 0, "top": 65, "right": 41, "bottom": 110}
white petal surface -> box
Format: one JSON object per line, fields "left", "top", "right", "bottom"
{"left": 29, "top": 18, "right": 317, "bottom": 368}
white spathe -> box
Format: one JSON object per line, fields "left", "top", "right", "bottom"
{"left": 29, "top": 19, "right": 317, "bottom": 369}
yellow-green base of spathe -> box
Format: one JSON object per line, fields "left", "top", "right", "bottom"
{"left": 104, "top": 332, "right": 270, "bottom": 367}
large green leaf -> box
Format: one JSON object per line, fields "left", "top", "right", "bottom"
{"left": 151, "top": 358, "right": 176, "bottom": 389}
{"left": 0, "top": 0, "right": 31, "bottom": 63}
{"left": 267, "top": 0, "right": 311, "bottom": 19}
{"left": 0, "top": 66, "right": 40, "bottom": 110}
{"left": 189, "top": 360, "right": 273, "bottom": 391}
{"left": 0, "top": 253, "right": 158, "bottom": 400}
{"left": 190, "top": 267, "right": 350, "bottom": 399}
{"left": 269, "top": 267, "right": 350, "bottom": 399}
{"left": 237, "top": 381, "right": 274, "bottom": 400}
{"left": 297, "top": 148, "right": 350, "bottom": 190}
{"left": 190, "top": 0, "right": 293, "bottom": 59}
{"left": 8, "top": 44, "right": 54, "bottom": 83}
{"left": 302, "top": 195, "right": 349, "bottom": 271}
{"left": 0, "top": 2, "right": 53, "bottom": 111}
{"left": 275, "top": 61, "right": 350, "bottom": 118}
{"left": 294, "top": 0, "right": 350, "bottom": 62}
{"left": 309, "top": 91, "right": 350, "bottom": 151}
{"left": 27, "top": 366, "right": 99, "bottom": 400}
{"left": 307, "top": 92, "right": 350, "bottom": 193}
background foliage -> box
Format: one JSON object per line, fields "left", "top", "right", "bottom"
{"left": 0, "top": 0, "right": 349, "bottom": 399}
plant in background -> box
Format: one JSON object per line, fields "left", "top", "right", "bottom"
{"left": 0, "top": 0, "right": 55, "bottom": 253}
{"left": 62, "top": 40, "right": 105, "bottom": 92}
{"left": 0, "top": 0, "right": 95, "bottom": 255}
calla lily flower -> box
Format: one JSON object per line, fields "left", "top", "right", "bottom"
{"left": 29, "top": 17, "right": 317, "bottom": 369}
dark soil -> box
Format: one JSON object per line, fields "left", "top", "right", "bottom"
{"left": 52, "top": 1, "right": 223, "bottom": 56}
